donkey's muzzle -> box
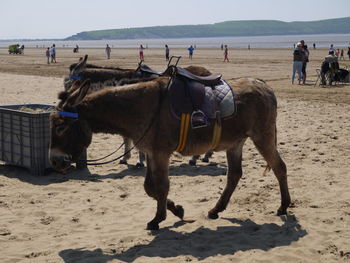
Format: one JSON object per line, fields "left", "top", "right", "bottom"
{"left": 50, "top": 155, "right": 71, "bottom": 172}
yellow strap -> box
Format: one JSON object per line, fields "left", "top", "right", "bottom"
{"left": 209, "top": 113, "right": 222, "bottom": 151}
{"left": 181, "top": 114, "right": 190, "bottom": 150}
{"left": 175, "top": 113, "right": 190, "bottom": 152}
{"left": 176, "top": 112, "right": 221, "bottom": 152}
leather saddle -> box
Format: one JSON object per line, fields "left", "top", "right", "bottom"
{"left": 175, "top": 67, "right": 222, "bottom": 86}
{"left": 137, "top": 63, "right": 233, "bottom": 129}
{"left": 168, "top": 67, "right": 224, "bottom": 128}
{"left": 138, "top": 62, "right": 222, "bottom": 86}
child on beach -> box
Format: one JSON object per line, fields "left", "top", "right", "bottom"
{"left": 223, "top": 45, "right": 229, "bottom": 62}
{"left": 139, "top": 45, "right": 145, "bottom": 61}
{"left": 165, "top": 45, "right": 169, "bottom": 61}
{"left": 105, "top": 44, "right": 111, "bottom": 59}
{"left": 188, "top": 45, "right": 194, "bottom": 59}
{"left": 45, "top": 47, "right": 50, "bottom": 64}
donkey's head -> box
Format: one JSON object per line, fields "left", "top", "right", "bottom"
{"left": 49, "top": 79, "right": 92, "bottom": 173}
{"left": 64, "top": 55, "right": 88, "bottom": 90}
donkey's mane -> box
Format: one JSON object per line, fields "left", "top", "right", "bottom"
{"left": 69, "top": 62, "right": 130, "bottom": 72}
{"left": 84, "top": 77, "right": 168, "bottom": 101}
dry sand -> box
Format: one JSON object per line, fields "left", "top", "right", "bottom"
{"left": 0, "top": 47, "right": 350, "bottom": 263}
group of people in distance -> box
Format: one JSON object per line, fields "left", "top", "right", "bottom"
{"left": 102, "top": 44, "right": 229, "bottom": 62}
{"left": 293, "top": 41, "right": 350, "bottom": 86}
{"left": 56, "top": 42, "right": 349, "bottom": 85}
{"left": 103, "top": 44, "right": 150, "bottom": 61}
{"left": 320, "top": 45, "right": 341, "bottom": 85}
{"left": 292, "top": 40, "right": 309, "bottom": 85}
{"left": 45, "top": 44, "right": 56, "bottom": 64}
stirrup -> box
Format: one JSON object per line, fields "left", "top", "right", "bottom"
{"left": 191, "top": 110, "right": 208, "bottom": 129}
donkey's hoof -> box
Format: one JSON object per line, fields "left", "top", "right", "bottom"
{"left": 175, "top": 205, "right": 184, "bottom": 220}
{"left": 136, "top": 162, "right": 145, "bottom": 168}
{"left": 146, "top": 221, "right": 159, "bottom": 230}
{"left": 189, "top": 160, "right": 196, "bottom": 166}
{"left": 202, "top": 157, "right": 209, "bottom": 163}
{"left": 119, "top": 159, "right": 128, "bottom": 165}
{"left": 277, "top": 209, "right": 287, "bottom": 216}
{"left": 208, "top": 212, "right": 219, "bottom": 219}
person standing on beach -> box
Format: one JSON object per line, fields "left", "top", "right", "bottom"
{"left": 292, "top": 42, "right": 304, "bottom": 85}
{"left": 188, "top": 45, "right": 194, "bottom": 59}
{"left": 347, "top": 47, "right": 350, "bottom": 60}
{"left": 105, "top": 44, "right": 111, "bottom": 59}
{"left": 223, "top": 45, "right": 229, "bottom": 62}
{"left": 301, "top": 40, "right": 309, "bottom": 85}
{"left": 50, "top": 44, "right": 56, "bottom": 63}
{"left": 335, "top": 49, "right": 340, "bottom": 57}
{"left": 45, "top": 47, "right": 50, "bottom": 64}
{"left": 139, "top": 45, "right": 145, "bottom": 61}
{"left": 165, "top": 45, "right": 170, "bottom": 61}
{"left": 340, "top": 49, "right": 344, "bottom": 60}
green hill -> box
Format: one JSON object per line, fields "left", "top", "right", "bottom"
{"left": 65, "top": 17, "right": 350, "bottom": 40}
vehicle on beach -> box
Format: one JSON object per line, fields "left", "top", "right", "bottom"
{"left": 8, "top": 44, "right": 24, "bottom": 54}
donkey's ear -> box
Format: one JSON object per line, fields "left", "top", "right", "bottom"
{"left": 71, "top": 54, "right": 88, "bottom": 75}
{"left": 73, "top": 79, "right": 91, "bottom": 106}
{"left": 58, "top": 80, "right": 81, "bottom": 107}
{"left": 63, "top": 79, "right": 91, "bottom": 107}
{"left": 65, "top": 80, "right": 81, "bottom": 95}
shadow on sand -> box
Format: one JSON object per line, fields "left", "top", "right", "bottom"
{"left": 59, "top": 215, "right": 307, "bottom": 263}
{"left": 0, "top": 161, "right": 226, "bottom": 186}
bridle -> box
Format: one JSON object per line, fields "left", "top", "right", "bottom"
{"left": 56, "top": 84, "right": 164, "bottom": 166}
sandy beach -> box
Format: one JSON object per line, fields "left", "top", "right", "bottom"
{"left": 0, "top": 46, "right": 350, "bottom": 263}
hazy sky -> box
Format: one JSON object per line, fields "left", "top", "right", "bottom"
{"left": 1, "top": 0, "right": 350, "bottom": 39}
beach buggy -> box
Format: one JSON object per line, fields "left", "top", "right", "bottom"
{"left": 8, "top": 44, "right": 24, "bottom": 54}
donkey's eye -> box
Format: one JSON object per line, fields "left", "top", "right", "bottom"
{"left": 56, "top": 125, "right": 68, "bottom": 135}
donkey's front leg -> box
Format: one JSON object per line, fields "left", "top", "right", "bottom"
{"left": 144, "top": 153, "right": 171, "bottom": 230}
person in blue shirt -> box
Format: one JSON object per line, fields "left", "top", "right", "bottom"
{"left": 188, "top": 45, "right": 194, "bottom": 59}
{"left": 50, "top": 44, "right": 56, "bottom": 63}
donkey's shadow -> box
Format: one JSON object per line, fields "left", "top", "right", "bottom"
{"left": 59, "top": 215, "right": 307, "bottom": 263}
{"left": 0, "top": 161, "right": 226, "bottom": 186}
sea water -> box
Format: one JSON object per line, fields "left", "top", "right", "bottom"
{"left": 1, "top": 33, "right": 349, "bottom": 49}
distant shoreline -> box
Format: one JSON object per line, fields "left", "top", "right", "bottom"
{"left": 0, "top": 33, "right": 349, "bottom": 49}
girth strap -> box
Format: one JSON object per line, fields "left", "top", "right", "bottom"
{"left": 175, "top": 112, "right": 222, "bottom": 153}
{"left": 209, "top": 111, "right": 222, "bottom": 151}
{"left": 175, "top": 113, "right": 190, "bottom": 152}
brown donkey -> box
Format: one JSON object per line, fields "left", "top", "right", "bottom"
{"left": 63, "top": 55, "right": 214, "bottom": 166}
{"left": 49, "top": 77, "right": 291, "bottom": 230}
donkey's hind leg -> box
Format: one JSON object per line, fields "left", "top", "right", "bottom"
{"left": 136, "top": 151, "right": 146, "bottom": 168}
{"left": 202, "top": 150, "right": 214, "bottom": 162}
{"left": 144, "top": 154, "right": 183, "bottom": 230}
{"left": 119, "top": 137, "right": 132, "bottom": 165}
{"left": 189, "top": 155, "right": 200, "bottom": 166}
{"left": 208, "top": 140, "right": 246, "bottom": 219}
{"left": 251, "top": 130, "right": 291, "bottom": 215}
